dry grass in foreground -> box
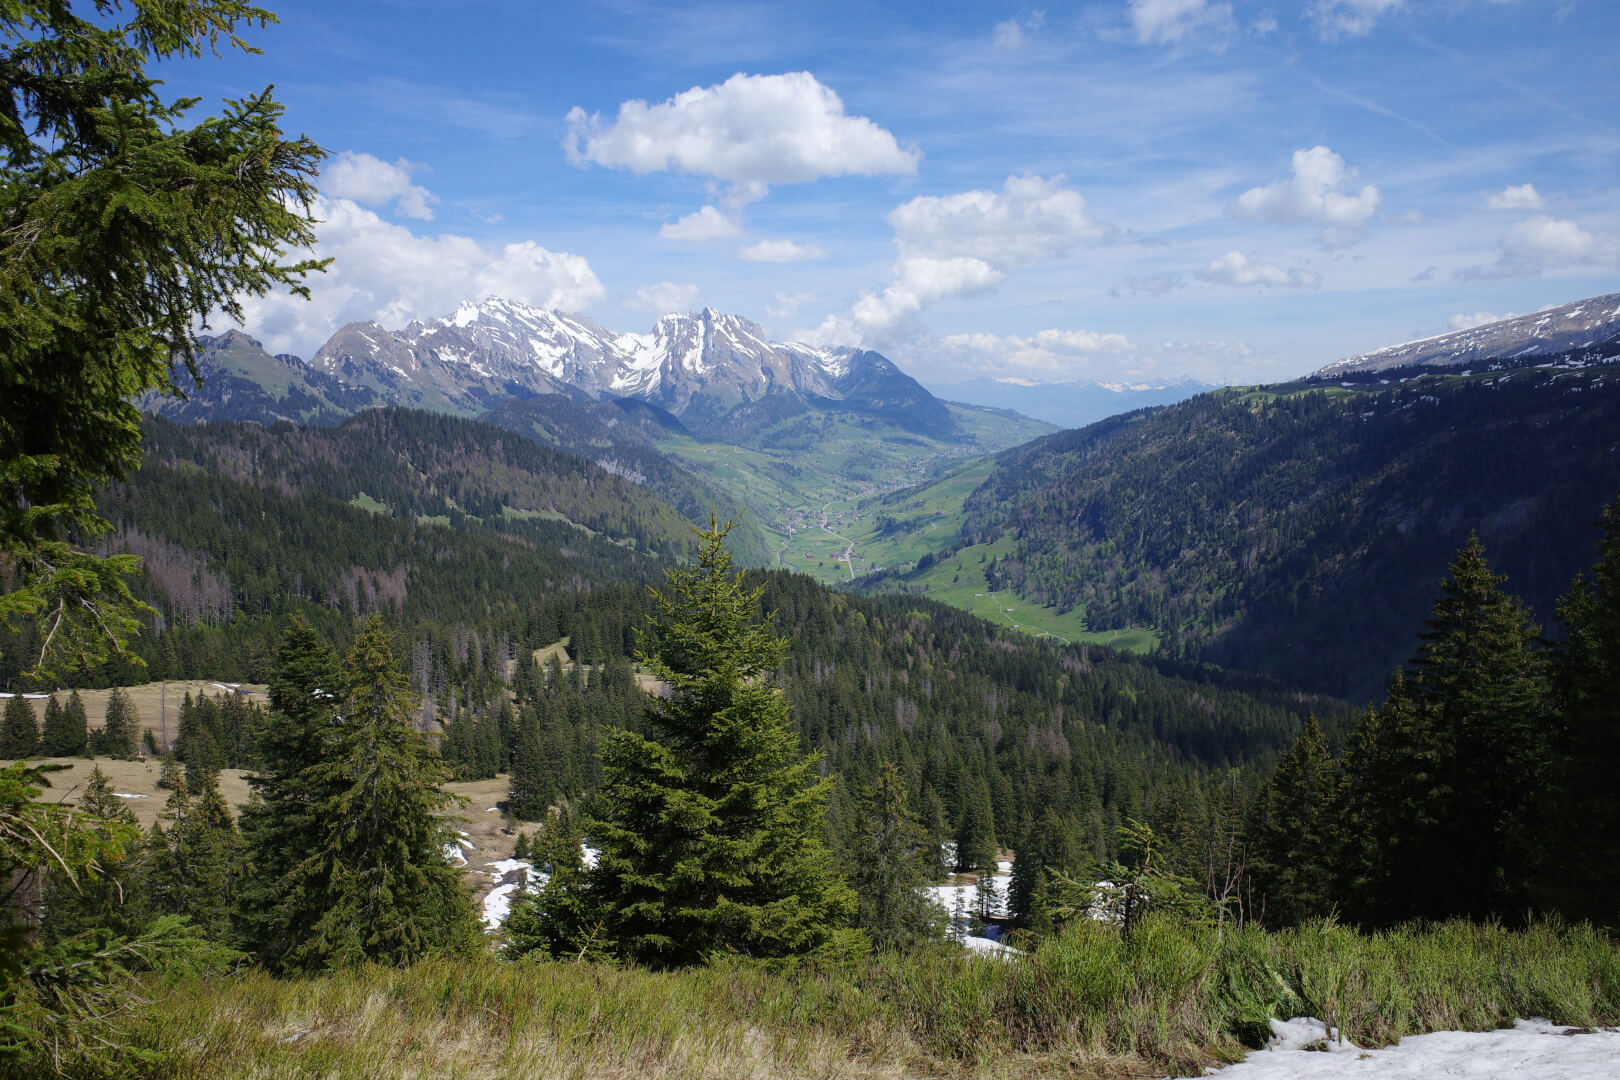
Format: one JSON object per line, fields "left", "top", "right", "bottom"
{"left": 123, "top": 917, "right": 1620, "bottom": 1080}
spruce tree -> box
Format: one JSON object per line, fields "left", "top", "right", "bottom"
{"left": 582, "top": 517, "right": 854, "bottom": 966}
{"left": 40, "top": 694, "right": 84, "bottom": 756}
{"left": 1008, "top": 807, "right": 1081, "bottom": 934}
{"left": 276, "top": 615, "right": 478, "bottom": 972}
{"left": 848, "top": 762, "right": 941, "bottom": 951}
{"left": 0, "top": 695, "right": 40, "bottom": 758}
{"left": 65, "top": 691, "right": 91, "bottom": 757}
{"left": 1343, "top": 537, "right": 1549, "bottom": 924}
{"left": 235, "top": 617, "right": 346, "bottom": 964}
{"left": 92, "top": 688, "right": 140, "bottom": 759}
{"left": 148, "top": 773, "right": 241, "bottom": 941}
{"left": 1546, "top": 494, "right": 1620, "bottom": 925}
{"left": 1248, "top": 717, "right": 1340, "bottom": 927}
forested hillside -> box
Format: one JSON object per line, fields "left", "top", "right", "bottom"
{"left": 960, "top": 360, "right": 1620, "bottom": 700}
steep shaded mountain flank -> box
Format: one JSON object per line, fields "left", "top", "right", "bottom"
{"left": 139, "top": 330, "right": 380, "bottom": 426}
{"left": 962, "top": 362, "right": 1620, "bottom": 701}
{"left": 132, "top": 409, "right": 698, "bottom": 561}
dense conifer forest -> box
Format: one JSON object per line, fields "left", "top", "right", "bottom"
{"left": 956, "top": 362, "right": 1620, "bottom": 700}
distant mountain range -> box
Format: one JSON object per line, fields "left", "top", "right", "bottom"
{"left": 931, "top": 375, "right": 1216, "bottom": 430}
{"left": 1316, "top": 292, "right": 1620, "bottom": 376}
{"left": 304, "top": 298, "right": 957, "bottom": 439}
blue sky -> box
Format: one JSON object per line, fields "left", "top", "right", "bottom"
{"left": 161, "top": 0, "right": 1619, "bottom": 386}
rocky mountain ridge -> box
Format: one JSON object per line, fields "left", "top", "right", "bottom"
{"left": 308, "top": 298, "right": 956, "bottom": 438}
{"left": 1316, "top": 292, "right": 1620, "bottom": 376}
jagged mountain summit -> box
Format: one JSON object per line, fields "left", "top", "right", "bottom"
{"left": 308, "top": 297, "right": 957, "bottom": 438}
{"left": 1316, "top": 292, "right": 1620, "bottom": 376}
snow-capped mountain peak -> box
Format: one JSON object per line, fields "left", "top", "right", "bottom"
{"left": 305, "top": 300, "right": 953, "bottom": 436}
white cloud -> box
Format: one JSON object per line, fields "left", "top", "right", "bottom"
{"left": 1500, "top": 214, "right": 1614, "bottom": 265}
{"left": 564, "top": 72, "right": 919, "bottom": 185}
{"left": 228, "top": 196, "right": 603, "bottom": 358}
{"left": 851, "top": 256, "right": 1006, "bottom": 334}
{"left": 1199, "top": 250, "right": 1321, "bottom": 288}
{"left": 1232, "top": 145, "right": 1380, "bottom": 246}
{"left": 1487, "top": 183, "right": 1546, "bottom": 211}
{"left": 1130, "top": 0, "right": 1235, "bottom": 44}
{"left": 941, "top": 327, "right": 1136, "bottom": 374}
{"left": 891, "top": 174, "right": 1112, "bottom": 266}
{"left": 1310, "top": 0, "right": 1404, "bottom": 40}
{"left": 659, "top": 205, "right": 742, "bottom": 241}
{"left": 321, "top": 151, "right": 437, "bottom": 220}
{"left": 825, "top": 175, "right": 1113, "bottom": 337}
{"left": 835, "top": 175, "right": 1112, "bottom": 336}
{"left": 626, "top": 281, "right": 702, "bottom": 317}
{"left": 1448, "top": 310, "right": 1516, "bottom": 331}
{"left": 1459, "top": 214, "right": 1618, "bottom": 279}
{"left": 737, "top": 239, "right": 828, "bottom": 262}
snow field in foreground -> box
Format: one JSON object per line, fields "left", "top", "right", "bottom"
{"left": 1176, "top": 1017, "right": 1620, "bottom": 1079}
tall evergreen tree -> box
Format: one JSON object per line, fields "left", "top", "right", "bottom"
{"left": 0, "top": 695, "right": 39, "bottom": 758}
{"left": 1248, "top": 717, "right": 1340, "bottom": 927}
{"left": 848, "top": 762, "right": 941, "bottom": 952}
{"left": 148, "top": 773, "right": 241, "bottom": 941}
{"left": 235, "top": 617, "right": 345, "bottom": 965}
{"left": 276, "top": 615, "right": 478, "bottom": 971}
{"left": 582, "top": 518, "right": 854, "bottom": 966}
{"left": 92, "top": 688, "right": 139, "bottom": 759}
{"left": 1342, "top": 537, "right": 1549, "bottom": 924}
{"left": 40, "top": 694, "right": 84, "bottom": 757}
{"left": 1008, "top": 807, "right": 1081, "bottom": 934}
{"left": 64, "top": 691, "right": 90, "bottom": 757}
{"left": 1545, "top": 494, "right": 1620, "bottom": 925}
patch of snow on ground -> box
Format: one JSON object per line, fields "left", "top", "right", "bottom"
{"left": 443, "top": 843, "right": 467, "bottom": 867}
{"left": 1175, "top": 1018, "right": 1620, "bottom": 1079}
{"left": 480, "top": 858, "right": 539, "bottom": 931}
{"left": 113, "top": 793, "right": 149, "bottom": 799}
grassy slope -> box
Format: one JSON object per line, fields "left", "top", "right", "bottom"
{"left": 838, "top": 461, "right": 1160, "bottom": 651}
{"left": 657, "top": 402, "right": 1053, "bottom": 578}
{"left": 128, "top": 917, "right": 1620, "bottom": 1079}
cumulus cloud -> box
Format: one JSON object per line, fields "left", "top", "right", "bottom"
{"left": 1449, "top": 310, "right": 1516, "bottom": 331}
{"left": 321, "top": 151, "right": 437, "bottom": 220}
{"left": 891, "top": 174, "right": 1112, "bottom": 266}
{"left": 836, "top": 175, "right": 1112, "bottom": 335}
{"left": 228, "top": 196, "right": 603, "bottom": 358}
{"left": 626, "top": 281, "right": 702, "bottom": 317}
{"left": 850, "top": 256, "right": 1006, "bottom": 334}
{"left": 940, "top": 327, "right": 1136, "bottom": 375}
{"left": 737, "top": 239, "right": 828, "bottom": 262}
{"left": 660, "top": 205, "right": 743, "bottom": 241}
{"left": 565, "top": 72, "right": 918, "bottom": 185}
{"left": 1199, "top": 250, "right": 1321, "bottom": 289}
{"left": 1310, "top": 0, "right": 1404, "bottom": 40}
{"left": 1232, "top": 146, "right": 1380, "bottom": 246}
{"left": 1487, "top": 183, "right": 1546, "bottom": 211}
{"left": 1458, "top": 214, "right": 1619, "bottom": 279}
{"left": 1130, "top": 0, "right": 1235, "bottom": 44}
